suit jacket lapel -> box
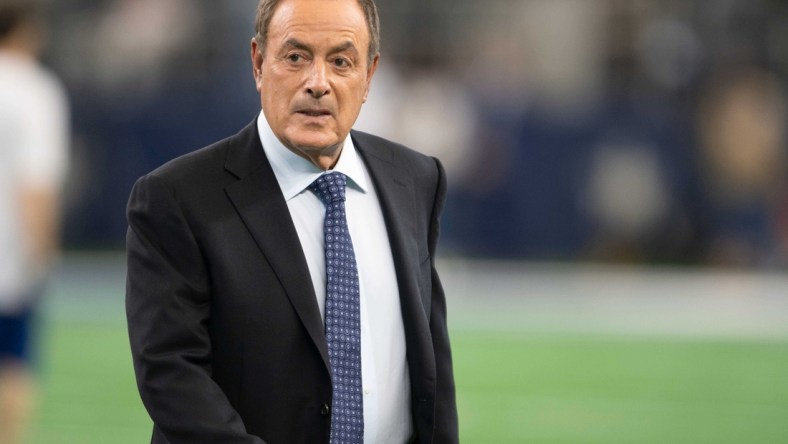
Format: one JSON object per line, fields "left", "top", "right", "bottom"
{"left": 223, "top": 121, "right": 330, "bottom": 372}
{"left": 352, "top": 131, "right": 434, "bottom": 369}
{"left": 219, "top": 123, "right": 434, "bottom": 384}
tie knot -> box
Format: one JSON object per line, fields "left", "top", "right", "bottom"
{"left": 309, "top": 172, "right": 347, "bottom": 205}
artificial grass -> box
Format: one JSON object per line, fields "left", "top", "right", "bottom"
{"left": 25, "top": 322, "right": 788, "bottom": 443}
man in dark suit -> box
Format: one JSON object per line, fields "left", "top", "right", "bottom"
{"left": 125, "top": 0, "right": 458, "bottom": 443}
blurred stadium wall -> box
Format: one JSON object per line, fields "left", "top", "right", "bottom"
{"left": 41, "top": 0, "right": 788, "bottom": 268}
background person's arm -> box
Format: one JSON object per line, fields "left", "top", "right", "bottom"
{"left": 19, "top": 187, "right": 61, "bottom": 274}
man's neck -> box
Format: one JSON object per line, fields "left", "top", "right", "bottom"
{"left": 0, "top": 27, "right": 41, "bottom": 59}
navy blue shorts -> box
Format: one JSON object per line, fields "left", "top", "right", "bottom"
{"left": 0, "top": 308, "right": 36, "bottom": 364}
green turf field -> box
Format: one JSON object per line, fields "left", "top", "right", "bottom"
{"left": 26, "top": 320, "right": 788, "bottom": 444}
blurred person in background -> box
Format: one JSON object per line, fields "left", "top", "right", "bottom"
{"left": 694, "top": 67, "right": 788, "bottom": 267}
{"left": 125, "top": 0, "right": 457, "bottom": 442}
{"left": 0, "top": 1, "right": 70, "bottom": 443}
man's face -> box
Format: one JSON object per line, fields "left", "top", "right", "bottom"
{"left": 252, "top": 0, "right": 379, "bottom": 168}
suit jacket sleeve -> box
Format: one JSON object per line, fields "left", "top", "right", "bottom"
{"left": 427, "top": 158, "right": 460, "bottom": 442}
{"left": 126, "top": 173, "right": 266, "bottom": 444}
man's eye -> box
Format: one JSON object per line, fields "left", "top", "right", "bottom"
{"left": 287, "top": 54, "right": 303, "bottom": 63}
{"left": 333, "top": 58, "right": 349, "bottom": 67}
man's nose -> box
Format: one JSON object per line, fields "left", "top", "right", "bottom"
{"left": 305, "top": 60, "right": 330, "bottom": 99}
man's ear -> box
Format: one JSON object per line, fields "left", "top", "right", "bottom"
{"left": 363, "top": 54, "right": 380, "bottom": 103}
{"left": 251, "top": 38, "right": 265, "bottom": 91}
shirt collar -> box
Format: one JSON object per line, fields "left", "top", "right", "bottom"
{"left": 257, "top": 112, "right": 369, "bottom": 201}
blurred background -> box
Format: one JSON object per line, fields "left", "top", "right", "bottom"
{"left": 14, "top": 0, "right": 788, "bottom": 442}
{"left": 46, "top": 0, "right": 788, "bottom": 267}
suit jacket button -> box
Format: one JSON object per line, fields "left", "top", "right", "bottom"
{"left": 321, "top": 404, "right": 331, "bottom": 416}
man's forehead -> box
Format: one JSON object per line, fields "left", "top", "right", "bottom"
{"left": 267, "top": 0, "right": 369, "bottom": 49}
{"left": 270, "top": 0, "right": 367, "bottom": 30}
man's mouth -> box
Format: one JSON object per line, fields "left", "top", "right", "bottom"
{"left": 298, "top": 109, "right": 331, "bottom": 117}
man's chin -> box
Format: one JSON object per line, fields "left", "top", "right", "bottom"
{"left": 280, "top": 132, "right": 346, "bottom": 168}
{"left": 292, "top": 139, "right": 343, "bottom": 152}
{"left": 285, "top": 131, "right": 344, "bottom": 153}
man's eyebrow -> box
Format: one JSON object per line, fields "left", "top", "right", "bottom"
{"left": 282, "top": 38, "right": 311, "bottom": 52}
{"left": 280, "top": 39, "right": 359, "bottom": 57}
{"left": 329, "top": 41, "right": 358, "bottom": 55}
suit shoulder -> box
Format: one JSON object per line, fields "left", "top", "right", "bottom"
{"left": 351, "top": 130, "right": 439, "bottom": 176}
{"left": 144, "top": 120, "right": 260, "bottom": 191}
{"left": 146, "top": 136, "right": 232, "bottom": 186}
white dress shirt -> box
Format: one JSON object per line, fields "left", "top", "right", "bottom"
{"left": 0, "top": 52, "right": 69, "bottom": 312}
{"left": 257, "top": 114, "right": 413, "bottom": 443}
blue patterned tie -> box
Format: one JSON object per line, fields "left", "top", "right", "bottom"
{"left": 310, "top": 172, "right": 364, "bottom": 444}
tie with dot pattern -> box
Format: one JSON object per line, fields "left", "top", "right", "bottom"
{"left": 309, "top": 172, "right": 364, "bottom": 444}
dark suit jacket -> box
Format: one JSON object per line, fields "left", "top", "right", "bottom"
{"left": 125, "top": 119, "right": 458, "bottom": 444}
